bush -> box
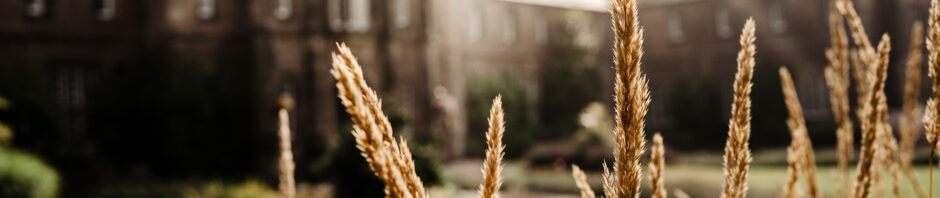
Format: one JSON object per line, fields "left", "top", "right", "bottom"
{"left": 92, "top": 179, "right": 276, "bottom": 198}
{"left": 465, "top": 74, "right": 533, "bottom": 159}
{"left": 0, "top": 146, "right": 59, "bottom": 198}
{"left": 90, "top": 60, "right": 258, "bottom": 178}
{"left": 749, "top": 64, "right": 792, "bottom": 149}
{"left": 664, "top": 79, "right": 725, "bottom": 150}
{"left": 537, "top": 22, "right": 604, "bottom": 140}
{"left": 319, "top": 127, "right": 442, "bottom": 198}
{"left": 179, "top": 180, "right": 277, "bottom": 198}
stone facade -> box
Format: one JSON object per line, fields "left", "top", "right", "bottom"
{"left": 0, "top": 0, "right": 929, "bottom": 180}
{"left": 0, "top": 0, "right": 426, "bottom": 179}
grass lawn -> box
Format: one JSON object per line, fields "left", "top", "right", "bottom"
{"left": 440, "top": 159, "right": 940, "bottom": 198}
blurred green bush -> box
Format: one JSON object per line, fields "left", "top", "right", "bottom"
{"left": 90, "top": 59, "right": 258, "bottom": 179}
{"left": 664, "top": 79, "right": 725, "bottom": 150}
{"left": 465, "top": 73, "right": 533, "bottom": 159}
{"left": 0, "top": 146, "right": 60, "bottom": 198}
{"left": 91, "top": 179, "right": 276, "bottom": 198}
{"left": 179, "top": 180, "right": 277, "bottom": 198}
{"left": 315, "top": 106, "right": 443, "bottom": 197}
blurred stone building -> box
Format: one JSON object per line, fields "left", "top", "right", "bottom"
{"left": 637, "top": 0, "right": 926, "bottom": 132}
{"left": 0, "top": 0, "right": 931, "bottom": 188}
{"left": 426, "top": 0, "right": 614, "bottom": 159}
{"left": 0, "top": 0, "right": 433, "bottom": 187}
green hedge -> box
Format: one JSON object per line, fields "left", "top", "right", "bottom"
{"left": 0, "top": 146, "right": 59, "bottom": 198}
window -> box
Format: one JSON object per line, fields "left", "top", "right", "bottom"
{"left": 346, "top": 0, "right": 371, "bottom": 32}
{"left": 667, "top": 11, "right": 684, "bottom": 43}
{"left": 196, "top": 0, "right": 216, "bottom": 20}
{"left": 715, "top": 7, "right": 732, "bottom": 39}
{"left": 394, "top": 0, "right": 410, "bottom": 28}
{"left": 327, "top": 0, "right": 343, "bottom": 31}
{"left": 55, "top": 68, "right": 85, "bottom": 107}
{"left": 769, "top": 1, "right": 786, "bottom": 33}
{"left": 328, "top": 0, "right": 371, "bottom": 33}
{"left": 274, "top": 0, "right": 292, "bottom": 20}
{"left": 502, "top": 9, "right": 517, "bottom": 44}
{"left": 55, "top": 68, "right": 88, "bottom": 139}
{"left": 468, "top": 2, "right": 483, "bottom": 42}
{"left": 25, "top": 0, "right": 47, "bottom": 18}
{"left": 535, "top": 14, "right": 548, "bottom": 44}
{"left": 94, "top": 0, "right": 116, "bottom": 21}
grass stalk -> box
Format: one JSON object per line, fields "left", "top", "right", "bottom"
{"left": 720, "top": 18, "right": 756, "bottom": 198}
{"left": 779, "top": 66, "right": 821, "bottom": 198}
{"left": 571, "top": 165, "right": 596, "bottom": 198}
{"left": 479, "top": 96, "right": 506, "bottom": 198}
{"left": 603, "top": 0, "right": 651, "bottom": 197}
{"left": 649, "top": 133, "right": 666, "bottom": 198}
{"left": 852, "top": 34, "right": 891, "bottom": 198}
{"left": 900, "top": 21, "right": 928, "bottom": 198}
{"left": 925, "top": 0, "right": 940, "bottom": 197}
{"left": 331, "top": 43, "right": 427, "bottom": 198}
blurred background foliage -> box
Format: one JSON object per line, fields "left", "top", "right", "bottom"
{"left": 537, "top": 10, "right": 604, "bottom": 141}
{"left": 0, "top": 146, "right": 60, "bottom": 198}
{"left": 465, "top": 73, "right": 533, "bottom": 159}
{"left": 89, "top": 58, "right": 258, "bottom": 180}
{"left": 313, "top": 102, "right": 443, "bottom": 197}
{"left": 665, "top": 78, "right": 725, "bottom": 150}
{"left": 0, "top": 95, "right": 60, "bottom": 198}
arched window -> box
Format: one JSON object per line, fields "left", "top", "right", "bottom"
{"left": 25, "top": 0, "right": 47, "bottom": 18}
{"left": 502, "top": 9, "right": 517, "bottom": 44}
{"left": 715, "top": 7, "right": 732, "bottom": 39}
{"left": 196, "top": 0, "right": 216, "bottom": 20}
{"left": 468, "top": 2, "right": 483, "bottom": 42}
{"left": 535, "top": 13, "right": 548, "bottom": 44}
{"left": 95, "top": 0, "right": 116, "bottom": 21}
{"left": 346, "top": 0, "right": 371, "bottom": 32}
{"left": 667, "top": 11, "right": 684, "bottom": 44}
{"left": 394, "top": 0, "right": 410, "bottom": 28}
{"left": 55, "top": 68, "right": 85, "bottom": 107}
{"left": 274, "top": 0, "right": 292, "bottom": 20}
{"left": 327, "top": 0, "right": 371, "bottom": 32}
{"left": 769, "top": 0, "right": 786, "bottom": 33}
{"left": 327, "top": 0, "right": 343, "bottom": 31}
{"left": 55, "top": 67, "right": 88, "bottom": 139}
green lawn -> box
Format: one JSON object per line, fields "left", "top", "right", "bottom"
{"left": 441, "top": 160, "right": 940, "bottom": 198}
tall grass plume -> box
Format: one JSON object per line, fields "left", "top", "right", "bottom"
{"left": 571, "top": 165, "right": 595, "bottom": 198}
{"left": 824, "top": 1, "right": 853, "bottom": 195}
{"left": 779, "top": 66, "right": 820, "bottom": 198}
{"left": 649, "top": 133, "right": 666, "bottom": 198}
{"left": 900, "top": 21, "right": 927, "bottom": 198}
{"left": 331, "top": 43, "right": 427, "bottom": 198}
{"left": 277, "top": 98, "right": 296, "bottom": 198}
{"left": 924, "top": 0, "right": 940, "bottom": 196}
{"left": 602, "top": 0, "right": 651, "bottom": 197}
{"left": 782, "top": 146, "right": 803, "bottom": 198}
{"left": 479, "top": 95, "right": 506, "bottom": 198}
{"left": 852, "top": 34, "right": 892, "bottom": 198}
{"left": 721, "top": 18, "right": 756, "bottom": 198}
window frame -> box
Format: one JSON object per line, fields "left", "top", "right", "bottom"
{"left": 94, "top": 0, "right": 116, "bottom": 21}
{"left": 24, "top": 0, "right": 48, "bottom": 19}
{"left": 667, "top": 10, "right": 685, "bottom": 44}
{"left": 196, "top": 0, "right": 216, "bottom": 21}
{"left": 274, "top": 0, "right": 292, "bottom": 20}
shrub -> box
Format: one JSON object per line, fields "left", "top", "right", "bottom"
{"left": 665, "top": 79, "right": 724, "bottom": 150}
{"left": 320, "top": 124, "right": 442, "bottom": 197}
{"left": 537, "top": 11, "right": 604, "bottom": 140}
{"left": 466, "top": 74, "right": 533, "bottom": 159}
{"left": 0, "top": 146, "right": 59, "bottom": 198}
{"left": 92, "top": 179, "right": 277, "bottom": 198}
{"left": 179, "top": 180, "right": 278, "bottom": 198}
